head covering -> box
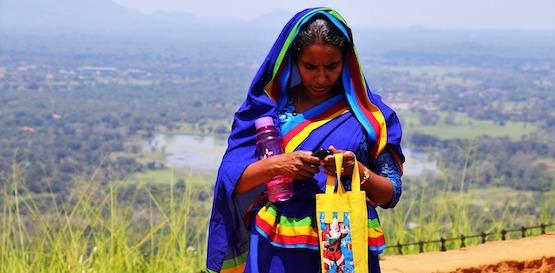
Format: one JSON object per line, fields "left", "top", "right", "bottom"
{"left": 206, "top": 7, "right": 403, "bottom": 273}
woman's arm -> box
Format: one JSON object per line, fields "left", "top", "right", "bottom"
{"left": 357, "top": 161, "right": 395, "bottom": 206}
{"left": 234, "top": 151, "right": 321, "bottom": 194}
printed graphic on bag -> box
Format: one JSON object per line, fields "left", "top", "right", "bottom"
{"left": 320, "top": 212, "right": 355, "bottom": 273}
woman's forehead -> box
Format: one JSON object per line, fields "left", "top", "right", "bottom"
{"left": 298, "top": 43, "right": 343, "bottom": 64}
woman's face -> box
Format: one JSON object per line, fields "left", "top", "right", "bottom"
{"left": 296, "top": 43, "right": 344, "bottom": 100}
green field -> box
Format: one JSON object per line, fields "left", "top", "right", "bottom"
{"left": 127, "top": 168, "right": 216, "bottom": 185}
{"left": 399, "top": 110, "right": 536, "bottom": 140}
{"left": 110, "top": 150, "right": 167, "bottom": 165}
{"left": 383, "top": 65, "right": 483, "bottom": 87}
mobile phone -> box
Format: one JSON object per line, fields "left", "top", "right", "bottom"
{"left": 312, "top": 148, "right": 332, "bottom": 160}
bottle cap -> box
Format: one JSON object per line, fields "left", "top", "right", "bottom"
{"left": 254, "top": 116, "right": 275, "bottom": 129}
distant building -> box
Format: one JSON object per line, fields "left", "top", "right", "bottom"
{"left": 389, "top": 102, "right": 411, "bottom": 111}
{"left": 51, "top": 113, "right": 62, "bottom": 120}
{"left": 18, "top": 126, "right": 36, "bottom": 133}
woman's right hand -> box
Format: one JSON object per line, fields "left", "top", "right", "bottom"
{"left": 267, "top": 151, "right": 321, "bottom": 180}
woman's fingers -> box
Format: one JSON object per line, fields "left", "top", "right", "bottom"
{"left": 343, "top": 150, "right": 356, "bottom": 161}
{"left": 322, "top": 154, "right": 334, "bottom": 165}
{"left": 322, "top": 168, "right": 335, "bottom": 176}
{"left": 320, "top": 146, "right": 357, "bottom": 176}
{"left": 279, "top": 149, "right": 356, "bottom": 179}
{"left": 297, "top": 170, "right": 316, "bottom": 179}
{"left": 274, "top": 151, "right": 318, "bottom": 179}
{"left": 328, "top": 146, "right": 355, "bottom": 160}
{"left": 297, "top": 151, "right": 321, "bottom": 165}
{"left": 294, "top": 165, "right": 319, "bottom": 179}
{"left": 323, "top": 167, "right": 337, "bottom": 176}
{"left": 300, "top": 162, "right": 319, "bottom": 172}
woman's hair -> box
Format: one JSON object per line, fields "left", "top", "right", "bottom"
{"left": 292, "top": 17, "right": 349, "bottom": 59}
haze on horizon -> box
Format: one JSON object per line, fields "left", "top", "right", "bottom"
{"left": 114, "top": 0, "right": 555, "bottom": 30}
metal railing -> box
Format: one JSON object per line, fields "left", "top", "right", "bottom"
{"left": 387, "top": 223, "right": 555, "bottom": 255}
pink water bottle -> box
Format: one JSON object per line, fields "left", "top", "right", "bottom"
{"left": 254, "top": 116, "right": 294, "bottom": 202}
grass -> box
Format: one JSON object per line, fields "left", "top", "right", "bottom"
{"left": 128, "top": 169, "right": 178, "bottom": 184}
{"left": 1, "top": 164, "right": 212, "bottom": 273}
{"left": 1, "top": 160, "right": 553, "bottom": 272}
{"left": 110, "top": 151, "right": 168, "bottom": 165}
{"left": 379, "top": 176, "right": 555, "bottom": 255}
{"left": 127, "top": 169, "right": 215, "bottom": 185}
{"left": 400, "top": 110, "right": 536, "bottom": 140}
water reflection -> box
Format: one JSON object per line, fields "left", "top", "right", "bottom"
{"left": 402, "top": 148, "right": 439, "bottom": 177}
{"left": 144, "top": 134, "right": 438, "bottom": 176}
{"left": 144, "top": 134, "right": 228, "bottom": 171}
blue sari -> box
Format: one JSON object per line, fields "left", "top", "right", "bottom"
{"left": 206, "top": 7, "right": 404, "bottom": 273}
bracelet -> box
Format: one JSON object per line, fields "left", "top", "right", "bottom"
{"left": 360, "top": 166, "right": 372, "bottom": 186}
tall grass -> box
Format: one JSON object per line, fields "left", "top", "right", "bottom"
{"left": 1, "top": 164, "right": 211, "bottom": 273}
{"left": 2, "top": 159, "right": 553, "bottom": 273}
{"left": 379, "top": 142, "right": 555, "bottom": 255}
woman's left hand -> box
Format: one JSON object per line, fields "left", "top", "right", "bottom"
{"left": 321, "top": 145, "right": 358, "bottom": 177}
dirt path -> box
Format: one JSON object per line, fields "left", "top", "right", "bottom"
{"left": 380, "top": 233, "right": 555, "bottom": 273}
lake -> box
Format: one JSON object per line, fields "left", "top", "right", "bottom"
{"left": 144, "top": 134, "right": 438, "bottom": 176}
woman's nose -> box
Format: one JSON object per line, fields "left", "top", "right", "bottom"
{"left": 316, "top": 69, "right": 328, "bottom": 84}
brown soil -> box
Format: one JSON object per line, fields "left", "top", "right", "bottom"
{"left": 449, "top": 256, "right": 554, "bottom": 273}
{"left": 380, "top": 233, "right": 555, "bottom": 273}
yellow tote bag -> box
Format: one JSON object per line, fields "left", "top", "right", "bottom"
{"left": 316, "top": 153, "right": 369, "bottom": 273}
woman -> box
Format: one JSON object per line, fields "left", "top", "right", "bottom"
{"left": 207, "top": 7, "right": 404, "bottom": 273}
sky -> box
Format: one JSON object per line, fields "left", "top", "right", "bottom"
{"left": 113, "top": 0, "right": 555, "bottom": 29}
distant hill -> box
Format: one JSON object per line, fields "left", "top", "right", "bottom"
{"left": 0, "top": 0, "right": 140, "bottom": 29}
{"left": 249, "top": 9, "right": 292, "bottom": 28}
{"left": 2, "top": 0, "right": 553, "bottom": 54}
{"left": 0, "top": 0, "right": 288, "bottom": 33}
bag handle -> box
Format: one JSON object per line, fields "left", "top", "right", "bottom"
{"left": 325, "top": 153, "right": 345, "bottom": 195}
{"left": 351, "top": 154, "right": 361, "bottom": 193}
{"left": 325, "top": 152, "right": 362, "bottom": 195}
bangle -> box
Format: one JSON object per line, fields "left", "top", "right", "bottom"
{"left": 360, "top": 166, "right": 372, "bottom": 186}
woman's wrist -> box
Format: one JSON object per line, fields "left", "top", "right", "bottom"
{"left": 359, "top": 163, "right": 372, "bottom": 186}
{"left": 355, "top": 162, "right": 370, "bottom": 185}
